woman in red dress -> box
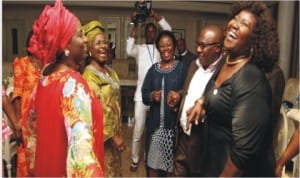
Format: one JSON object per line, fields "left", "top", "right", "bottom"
{"left": 25, "top": 0, "right": 105, "bottom": 176}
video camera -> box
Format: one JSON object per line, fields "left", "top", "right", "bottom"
{"left": 131, "top": 0, "right": 152, "bottom": 25}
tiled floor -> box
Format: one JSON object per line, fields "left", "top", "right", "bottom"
{"left": 121, "top": 122, "right": 147, "bottom": 177}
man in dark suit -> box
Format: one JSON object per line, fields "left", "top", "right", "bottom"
{"left": 176, "top": 38, "right": 197, "bottom": 68}
{"left": 172, "top": 25, "right": 224, "bottom": 176}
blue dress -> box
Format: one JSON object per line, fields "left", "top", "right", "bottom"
{"left": 142, "top": 60, "right": 187, "bottom": 172}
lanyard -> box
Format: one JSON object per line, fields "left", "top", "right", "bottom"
{"left": 146, "top": 44, "right": 154, "bottom": 64}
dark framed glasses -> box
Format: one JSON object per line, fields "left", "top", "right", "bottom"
{"left": 196, "top": 42, "right": 222, "bottom": 49}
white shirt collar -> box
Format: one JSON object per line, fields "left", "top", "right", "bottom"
{"left": 195, "top": 55, "right": 222, "bottom": 72}
{"left": 180, "top": 50, "right": 188, "bottom": 56}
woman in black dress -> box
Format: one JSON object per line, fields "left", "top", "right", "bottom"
{"left": 186, "top": 2, "right": 279, "bottom": 176}
{"left": 142, "top": 30, "right": 187, "bottom": 177}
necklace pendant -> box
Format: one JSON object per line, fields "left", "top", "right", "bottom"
{"left": 213, "top": 89, "right": 218, "bottom": 95}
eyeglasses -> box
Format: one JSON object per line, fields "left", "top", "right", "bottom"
{"left": 196, "top": 42, "right": 222, "bottom": 49}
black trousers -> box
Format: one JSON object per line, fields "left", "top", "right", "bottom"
{"left": 173, "top": 125, "right": 205, "bottom": 177}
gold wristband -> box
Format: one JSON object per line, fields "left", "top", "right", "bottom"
{"left": 195, "top": 98, "right": 204, "bottom": 105}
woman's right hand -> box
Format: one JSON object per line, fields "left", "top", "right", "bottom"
{"left": 185, "top": 97, "right": 206, "bottom": 131}
{"left": 275, "top": 163, "right": 283, "bottom": 177}
{"left": 151, "top": 90, "right": 162, "bottom": 103}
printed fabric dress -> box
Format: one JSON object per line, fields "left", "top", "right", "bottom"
{"left": 82, "top": 65, "right": 122, "bottom": 177}
{"left": 2, "top": 89, "right": 13, "bottom": 141}
{"left": 12, "top": 56, "right": 40, "bottom": 171}
{"left": 142, "top": 60, "right": 187, "bottom": 173}
{"left": 26, "top": 69, "right": 105, "bottom": 177}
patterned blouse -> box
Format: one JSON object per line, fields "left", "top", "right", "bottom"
{"left": 28, "top": 68, "right": 104, "bottom": 177}
{"left": 2, "top": 89, "right": 13, "bottom": 141}
{"left": 12, "top": 56, "right": 40, "bottom": 170}
{"left": 82, "top": 65, "right": 121, "bottom": 141}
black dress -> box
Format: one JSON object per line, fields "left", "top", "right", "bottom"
{"left": 201, "top": 60, "right": 276, "bottom": 176}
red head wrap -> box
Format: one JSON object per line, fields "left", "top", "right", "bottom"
{"left": 27, "top": 0, "right": 78, "bottom": 65}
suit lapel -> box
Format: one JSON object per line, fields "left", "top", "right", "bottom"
{"left": 176, "top": 61, "right": 199, "bottom": 123}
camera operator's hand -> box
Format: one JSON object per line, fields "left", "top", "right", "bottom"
{"left": 130, "top": 25, "right": 138, "bottom": 38}
{"left": 130, "top": 11, "right": 138, "bottom": 35}
{"left": 131, "top": 11, "right": 138, "bottom": 19}
{"left": 131, "top": 11, "right": 139, "bottom": 26}
{"left": 150, "top": 9, "right": 162, "bottom": 21}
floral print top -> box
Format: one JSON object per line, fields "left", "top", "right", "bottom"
{"left": 12, "top": 56, "right": 40, "bottom": 170}
{"left": 82, "top": 65, "right": 121, "bottom": 141}
{"left": 2, "top": 89, "right": 13, "bottom": 141}
{"left": 28, "top": 68, "right": 104, "bottom": 177}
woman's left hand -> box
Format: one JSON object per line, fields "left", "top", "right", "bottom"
{"left": 186, "top": 97, "right": 206, "bottom": 130}
{"left": 112, "top": 135, "right": 125, "bottom": 152}
{"left": 167, "top": 90, "right": 180, "bottom": 111}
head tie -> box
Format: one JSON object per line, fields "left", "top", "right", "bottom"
{"left": 83, "top": 20, "right": 105, "bottom": 45}
{"left": 27, "top": 0, "right": 78, "bottom": 64}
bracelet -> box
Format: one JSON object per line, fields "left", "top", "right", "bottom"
{"left": 195, "top": 98, "right": 204, "bottom": 105}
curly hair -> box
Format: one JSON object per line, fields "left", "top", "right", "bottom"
{"left": 229, "top": 1, "right": 280, "bottom": 72}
